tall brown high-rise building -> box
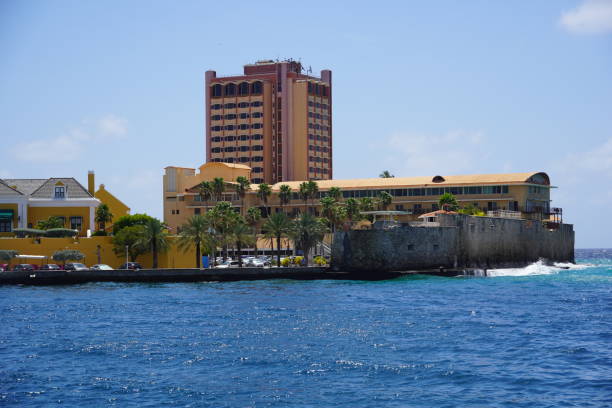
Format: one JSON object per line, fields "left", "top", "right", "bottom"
{"left": 205, "top": 59, "right": 332, "bottom": 184}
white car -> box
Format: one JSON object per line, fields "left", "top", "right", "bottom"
{"left": 215, "top": 260, "right": 240, "bottom": 268}
{"left": 90, "top": 264, "right": 114, "bottom": 270}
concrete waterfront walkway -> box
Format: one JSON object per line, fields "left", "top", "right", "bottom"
{"left": 0, "top": 267, "right": 350, "bottom": 285}
{"left": 0, "top": 266, "right": 475, "bottom": 285}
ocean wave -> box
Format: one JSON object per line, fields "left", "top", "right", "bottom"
{"left": 486, "top": 260, "right": 588, "bottom": 277}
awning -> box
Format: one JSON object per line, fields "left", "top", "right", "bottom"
{"left": 0, "top": 210, "right": 14, "bottom": 220}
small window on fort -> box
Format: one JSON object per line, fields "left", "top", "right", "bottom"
{"left": 407, "top": 244, "right": 414, "bottom": 250}
{"left": 433, "top": 244, "right": 439, "bottom": 251}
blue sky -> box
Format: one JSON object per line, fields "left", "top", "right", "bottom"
{"left": 1, "top": 0, "right": 611, "bottom": 247}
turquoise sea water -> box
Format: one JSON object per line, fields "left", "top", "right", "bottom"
{"left": 1, "top": 249, "right": 611, "bottom": 407}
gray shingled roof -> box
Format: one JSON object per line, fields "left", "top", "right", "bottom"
{"left": 0, "top": 179, "right": 24, "bottom": 197}
{"left": 2, "top": 179, "right": 47, "bottom": 195}
{"left": 30, "top": 178, "right": 93, "bottom": 199}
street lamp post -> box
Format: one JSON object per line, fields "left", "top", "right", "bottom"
{"left": 125, "top": 245, "right": 129, "bottom": 268}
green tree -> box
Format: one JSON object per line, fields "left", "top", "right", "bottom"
{"left": 320, "top": 196, "right": 338, "bottom": 231}
{"left": 306, "top": 181, "right": 319, "bottom": 213}
{"left": 208, "top": 201, "right": 239, "bottom": 261}
{"left": 36, "top": 216, "right": 64, "bottom": 230}
{"left": 235, "top": 176, "right": 251, "bottom": 216}
{"left": 232, "top": 220, "right": 254, "bottom": 267}
{"left": 112, "top": 213, "right": 155, "bottom": 235}
{"left": 358, "top": 197, "right": 375, "bottom": 222}
{"left": 245, "top": 207, "right": 262, "bottom": 256}
{"left": 257, "top": 183, "right": 272, "bottom": 215}
{"left": 278, "top": 184, "right": 292, "bottom": 212}
{"left": 52, "top": 249, "right": 84, "bottom": 267}
{"left": 379, "top": 170, "right": 394, "bottom": 178}
{"left": 298, "top": 182, "right": 310, "bottom": 214}
{"left": 377, "top": 191, "right": 393, "bottom": 210}
{"left": 0, "top": 250, "right": 19, "bottom": 269}
{"left": 198, "top": 181, "right": 214, "bottom": 211}
{"left": 95, "top": 204, "right": 113, "bottom": 233}
{"left": 262, "top": 212, "right": 291, "bottom": 267}
{"left": 458, "top": 204, "right": 485, "bottom": 216}
{"left": 212, "top": 177, "right": 225, "bottom": 201}
{"left": 137, "top": 218, "right": 170, "bottom": 268}
{"left": 112, "top": 225, "right": 147, "bottom": 262}
{"left": 345, "top": 198, "right": 361, "bottom": 224}
{"left": 177, "top": 215, "right": 213, "bottom": 268}
{"left": 290, "top": 213, "right": 327, "bottom": 266}
{"left": 439, "top": 192, "right": 459, "bottom": 211}
{"left": 328, "top": 187, "right": 342, "bottom": 202}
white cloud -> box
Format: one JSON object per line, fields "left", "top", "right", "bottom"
{"left": 384, "top": 130, "right": 488, "bottom": 176}
{"left": 11, "top": 114, "right": 128, "bottom": 163}
{"left": 559, "top": 0, "right": 612, "bottom": 34}
{"left": 97, "top": 115, "right": 127, "bottom": 138}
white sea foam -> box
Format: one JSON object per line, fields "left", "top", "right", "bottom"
{"left": 486, "top": 260, "right": 589, "bottom": 277}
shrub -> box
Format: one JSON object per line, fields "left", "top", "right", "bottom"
{"left": 280, "top": 257, "right": 291, "bottom": 267}
{"left": 91, "top": 230, "right": 108, "bottom": 236}
{"left": 52, "top": 250, "right": 85, "bottom": 263}
{"left": 313, "top": 256, "right": 328, "bottom": 266}
{"left": 44, "top": 228, "right": 79, "bottom": 238}
{"left": 13, "top": 228, "right": 46, "bottom": 238}
{"left": 292, "top": 256, "right": 304, "bottom": 266}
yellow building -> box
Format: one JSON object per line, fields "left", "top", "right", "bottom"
{"left": 163, "top": 163, "right": 558, "bottom": 231}
{"left": 0, "top": 171, "right": 129, "bottom": 237}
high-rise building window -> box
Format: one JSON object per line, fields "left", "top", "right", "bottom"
{"left": 238, "top": 102, "right": 249, "bottom": 108}
{"left": 251, "top": 81, "right": 262, "bottom": 94}
{"left": 224, "top": 103, "right": 236, "bottom": 109}
{"left": 238, "top": 82, "right": 250, "bottom": 96}
{"left": 211, "top": 84, "right": 222, "bottom": 97}
{"left": 224, "top": 83, "right": 236, "bottom": 96}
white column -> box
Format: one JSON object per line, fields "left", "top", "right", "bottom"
{"left": 89, "top": 206, "right": 95, "bottom": 232}
{"left": 19, "top": 200, "right": 27, "bottom": 228}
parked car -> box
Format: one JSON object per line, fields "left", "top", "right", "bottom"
{"left": 0, "top": 264, "right": 8, "bottom": 272}
{"left": 13, "top": 264, "right": 35, "bottom": 272}
{"left": 90, "top": 264, "right": 114, "bottom": 270}
{"left": 119, "top": 262, "right": 142, "bottom": 270}
{"left": 40, "top": 264, "right": 61, "bottom": 270}
{"left": 64, "top": 263, "right": 89, "bottom": 271}
{"left": 216, "top": 260, "right": 240, "bottom": 268}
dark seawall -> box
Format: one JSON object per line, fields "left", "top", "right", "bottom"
{"left": 331, "top": 214, "right": 575, "bottom": 273}
{"left": 0, "top": 267, "right": 344, "bottom": 285}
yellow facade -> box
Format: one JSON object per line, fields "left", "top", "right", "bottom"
{"left": 95, "top": 184, "right": 130, "bottom": 224}
{"left": 27, "top": 206, "right": 92, "bottom": 235}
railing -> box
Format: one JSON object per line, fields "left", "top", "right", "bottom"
{"left": 486, "top": 210, "right": 522, "bottom": 219}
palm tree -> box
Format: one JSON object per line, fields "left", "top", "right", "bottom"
{"left": 278, "top": 184, "right": 292, "bottom": 213}
{"left": 257, "top": 183, "right": 272, "bottom": 216}
{"left": 359, "top": 197, "right": 375, "bottom": 222}
{"left": 320, "top": 196, "right": 337, "bottom": 231}
{"left": 328, "top": 187, "right": 342, "bottom": 202}
{"left": 299, "top": 182, "right": 310, "bottom": 214}
{"left": 232, "top": 221, "right": 254, "bottom": 267}
{"left": 245, "top": 207, "right": 262, "bottom": 256}
{"left": 377, "top": 191, "right": 393, "bottom": 211}
{"left": 177, "top": 215, "right": 212, "bottom": 268}
{"left": 207, "top": 201, "right": 239, "bottom": 261}
{"left": 262, "top": 212, "right": 291, "bottom": 267}
{"left": 198, "top": 181, "right": 213, "bottom": 211}
{"left": 306, "top": 180, "right": 319, "bottom": 213}
{"left": 95, "top": 204, "right": 113, "bottom": 232}
{"left": 290, "top": 213, "right": 327, "bottom": 266}
{"left": 137, "top": 218, "right": 170, "bottom": 268}
{"left": 345, "top": 198, "right": 361, "bottom": 226}
{"left": 212, "top": 177, "right": 225, "bottom": 201}
{"left": 235, "top": 176, "right": 250, "bottom": 216}
{"left": 379, "top": 170, "right": 394, "bottom": 178}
